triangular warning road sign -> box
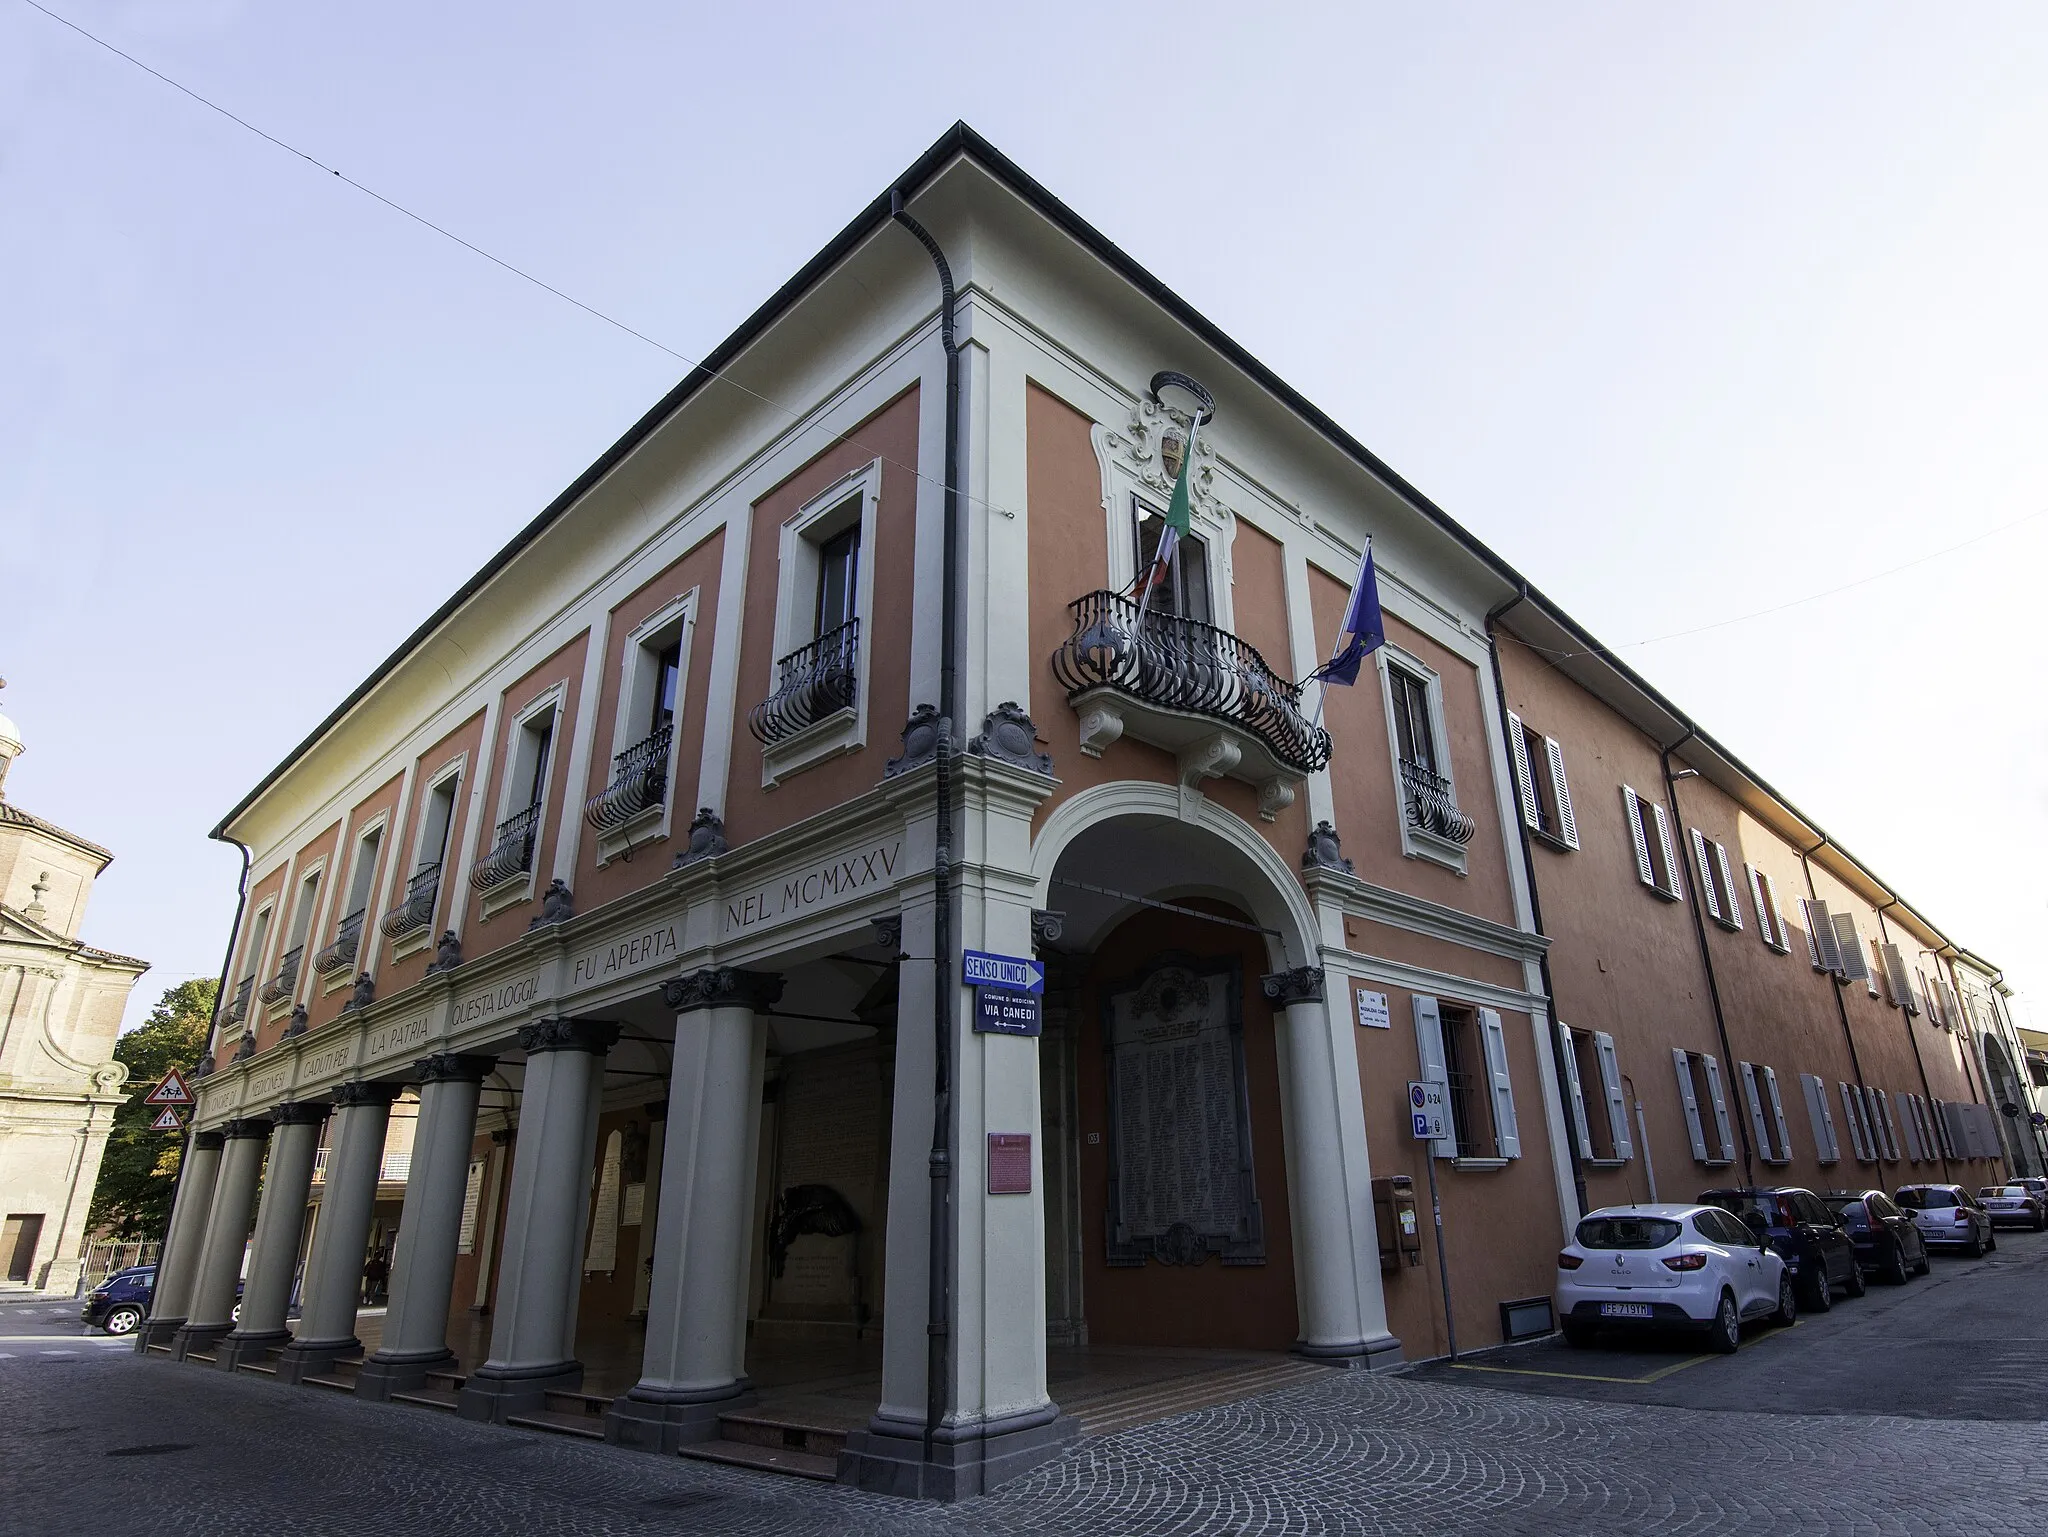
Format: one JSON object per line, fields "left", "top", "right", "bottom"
{"left": 149, "top": 1106, "right": 184, "bottom": 1131}
{"left": 144, "top": 1068, "right": 194, "bottom": 1106}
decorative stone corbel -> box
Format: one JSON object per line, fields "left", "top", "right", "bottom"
{"left": 871, "top": 913, "right": 904, "bottom": 955}
{"left": 1074, "top": 700, "right": 1126, "bottom": 759}
{"left": 1256, "top": 780, "right": 1297, "bottom": 822}
{"left": 1260, "top": 966, "right": 1326, "bottom": 1006}
{"left": 1177, "top": 732, "right": 1242, "bottom": 789}
{"left": 671, "top": 807, "right": 728, "bottom": 868}
{"left": 968, "top": 702, "right": 1053, "bottom": 776}
{"left": 1031, "top": 909, "right": 1066, "bottom": 951}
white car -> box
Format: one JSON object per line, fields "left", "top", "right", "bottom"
{"left": 1557, "top": 1204, "right": 1794, "bottom": 1353}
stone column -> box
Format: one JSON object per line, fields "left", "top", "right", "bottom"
{"left": 458, "top": 1020, "right": 617, "bottom": 1422}
{"left": 356, "top": 1054, "right": 494, "bottom": 1400}
{"left": 608, "top": 974, "right": 777, "bottom": 1452}
{"left": 1261, "top": 967, "right": 1398, "bottom": 1364}
{"left": 172, "top": 1116, "right": 272, "bottom": 1360}
{"left": 627, "top": 1101, "right": 668, "bottom": 1321}
{"left": 218, "top": 1102, "right": 327, "bottom": 1370}
{"left": 137, "top": 1129, "right": 224, "bottom": 1350}
{"left": 277, "top": 1081, "right": 398, "bottom": 1382}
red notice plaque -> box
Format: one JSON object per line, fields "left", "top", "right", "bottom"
{"left": 987, "top": 1133, "right": 1032, "bottom": 1195}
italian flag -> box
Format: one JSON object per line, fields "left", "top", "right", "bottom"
{"left": 1130, "top": 423, "right": 1197, "bottom": 609}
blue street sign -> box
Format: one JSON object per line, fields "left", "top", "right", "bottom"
{"left": 974, "top": 987, "right": 1042, "bottom": 1037}
{"left": 962, "top": 949, "right": 1044, "bottom": 994}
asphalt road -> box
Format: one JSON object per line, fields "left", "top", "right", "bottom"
{"left": 1412, "top": 1224, "right": 2048, "bottom": 1418}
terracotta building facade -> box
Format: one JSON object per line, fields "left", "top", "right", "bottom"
{"left": 143, "top": 127, "right": 2019, "bottom": 1498}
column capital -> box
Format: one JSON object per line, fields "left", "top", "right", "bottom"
{"left": 516, "top": 1018, "right": 620, "bottom": 1056}
{"left": 331, "top": 1079, "right": 402, "bottom": 1110}
{"left": 413, "top": 1052, "right": 498, "bottom": 1085}
{"left": 1260, "top": 966, "right": 1326, "bottom": 1006}
{"left": 222, "top": 1116, "right": 273, "bottom": 1141}
{"left": 193, "top": 1129, "right": 226, "bottom": 1152}
{"left": 662, "top": 967, "right": 784, "bottom": 1015}
{"left": 271, "top": 1101, "right": 328, "bottom": 1127}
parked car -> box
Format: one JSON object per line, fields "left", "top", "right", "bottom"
{"left": 1819, "top": 1189, "right": 1930, "bottom": 1283}
{"left": 81, "top": 1265, "right": 155, "bottom": 1335}
{"left": 1698, "top": 1186, "right": 1863, "bottom": 1311}
{"left": 2015, "top": 1176, "right": 2048, "bottom": 1208}
{"left": 1894, "top": 1184, "right": 1996, "bottom": 1256}
{"left": 1557, "top": 1204, "right": 1794, "bottom": 1354}
{"left": 1976, "top": 1184, "right": 2047, "bottom": 1231}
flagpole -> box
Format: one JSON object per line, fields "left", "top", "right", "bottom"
{"left": 1134, "top": 413, "right": 1201, "bottom": 629}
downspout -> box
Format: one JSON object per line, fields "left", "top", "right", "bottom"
{"left": 1876, "top": 900, "right": 1950, "bottom": 1180}
{"left": 1483, "top": 590, "right": 1584, "bottom": 1220}
{"left": 1660, "top": 733, "right": 1754, "bottom": 1181}
{"left": 890, "top": 190, "right": 959, "bottom": 1467}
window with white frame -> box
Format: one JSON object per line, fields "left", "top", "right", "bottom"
{"left": 1506, "top": 713, "right": 1578, "bottom": 850}
{"left": 1622, "top": 786, "right": 1683, "bottom": 900}
{"left": 1688, "top": 830, "right": 1744, "bottom": 931}
{"left": 1414, "top": 996, "right": 1521, "bottom": 1163}
{"left": 587, "top": 590, "right": 696, "bottom": 857}
{"left": 1379, "top": 649, "right": 1476, "bottom": 869}
{"left": 1744, "top": 865, "right": 1791, "bottom": 953}
{"left": 382, "top": 769, "right": 459, "bottom": 944}
{"left": 261, "top": 870, "right": 321, "bottom": 1007}
{"left": 1133, "top": 504, "right": 1213, "bottom": 623}
{"left": 225, "top": 901, "right": 274, "bottom": 1027}
{"left": 472, "top": 693, "right": 558, "bottom": 900}
{"left": 1737, "top": 1061, "right": 1794, "bottom": 1163}
{"left": 1671, "top": 1048, "right": 1736, "bottom": 1164}
{"left": 751, "top": 459, "right": 881, "bottom": 782}
{"left": 1799, "top": 1071, "right": 1842, "bottom": 1162}
{"left": 1556, "top": 1022, "right": 1633, "bottom": 1163}
{"left": 317, "top": 824, "right": 382, "bottom": 980}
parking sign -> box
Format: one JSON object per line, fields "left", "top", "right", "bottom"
{"left": 1408, "top": 1080, "right": 1448, "bottom": 1142}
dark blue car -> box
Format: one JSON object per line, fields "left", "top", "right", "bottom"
{"left": 1699, "top": 1186, "right": 1864, "bottom": 1311}
{"left": 81, "top": 1265, "right": 155, "bottom": 1335}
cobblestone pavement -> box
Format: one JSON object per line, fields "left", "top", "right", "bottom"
{"left": 7, "top": 1342, "right": 2048, "bottom": 1536}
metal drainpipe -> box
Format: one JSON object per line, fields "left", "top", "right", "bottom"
{"left": 1876, "top": 900, "right": 1950, "bottom": 1180}
{"left": 1660, "top": 734, "right": 1754, "bottom": 1181}
{"left": 1482, "top": 590, "right": 1584, "bottom": 1220}
{"left": 890, "top": 190, "right": 960, "bottom": 1467}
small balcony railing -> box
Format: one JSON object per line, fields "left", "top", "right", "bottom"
{"left": 1050, "top": 590, "right": 1331, "bottom": 776}
{"left": 379, "top": 863, "right": 440, "bottom": 940}
{"left": 219, "top": 976, "right": 254, "bottom": 1027}
{"left": 257, "top": 947, "right": 303, "bottom": 1007}
{"left": 312, "top": 908, "right": 366, "bottom": 976}
{"left": 749, "top": 619, "right": 859, "bottom": 746}
{"left": 1400, "top": 759, "right": 1477, "bottom": 846}
{"left": 584, "top": 724, "right": 673, "bottom": 833}
{"left": 311, "top": 1149, "right": 412, "bottom": 1184}
{"left": 469, "top": 802, "right": 541, "bottom": 891}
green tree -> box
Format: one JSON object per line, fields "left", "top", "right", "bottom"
{"left": 87, "top": 978, "right": 215, "bottom": 1240}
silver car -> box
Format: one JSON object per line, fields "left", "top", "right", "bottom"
{"left": 1977, "top": 1184, "right": 2047, "bottom": 1231}
{"left": 1895, "top": 1184, "right": 1996, "bottom": 1257}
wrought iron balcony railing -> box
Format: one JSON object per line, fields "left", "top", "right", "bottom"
{"left": 469, "top": 802, "right": 542, "bottom": 891}
{"left": 1400, "top": 759, "right": 1477, "bottom": 846}
{"left": 379, "top": 863, "right": 441, "bottom": 940}
{"left": 313, "top": 908, "right": 366, "bottom": 976}
{"left": 257, "top": 946, "right": 303, "bottom": 1006}
{"left": 584, "top": 723, "right": 673, "bottom": 833}
{"left": 1050, "top": 590, "right": 1332, "bottom": 776}
{"left": 219, "top": 976, "right": 254, "bottom": 1027}
{"left": 749, "top": 619, "right": 859, "bottom": 746}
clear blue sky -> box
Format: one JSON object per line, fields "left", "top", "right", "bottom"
{"left": 4, "top": 2, "right": 2042, "bottom": 1033}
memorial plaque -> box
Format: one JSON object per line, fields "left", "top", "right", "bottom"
{"left": 621, "top": 1182, "right": 645, "bottom": 1227}
{"left": 1103, "top": 958, "right": 1264, "bottom": 1267}
{"left": 987, "top": 1133, "right": 1032, "bottom": 1194}
{"left": 583, "top": 1130, "right": 623, "bottom": 1273}
{"left": 457, "top": 1158, "right": 486, "bottom": 1254}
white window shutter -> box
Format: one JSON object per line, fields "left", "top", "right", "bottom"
{"left": 1804, "top": 900, "right": 1842, "bottom": 972}
{"left": 1674, "top": 1049, "right": 1709, "bottom": 1161}
{"left": 1737, "top": 1062, "right": 1773, "bottom": 1161}
{"left": 1507, "top": 713, "right": 1539, "bottom": 829}
{"left": 1701, "top": 1054, "right": 1736, "bottom": 1160}
{"left": 1594, "top": 1031, "right": 1633, "bottom": 1159}
{"left": 1880, "top": 944, "right": 1912, "bottom": 1009}
{"left": 1762, "top": 1067, "right": 1793, "bottom": 1162}
{"left": 1651, "top": 801, "right": 1681, "bottom": 899}
{"left": 1831, "top": 914, "right": 1870, "bottom": 982}
{"left": 1902, "top": 1095, "right": 1925, "bottom": 1161}
{"left": 1801, "top": 1073, "right": 1838, "bottom": 1162}
{"left": 1762, "top": 873, "right": 1791, "bottom": 953}
{"left": 1544, "top": 736, "right": 1579, "bottom": 848}
{"left": 1877, "top": 1091, "right": 1903, "bottom": 1162}
{"left": 1557, "top": 1021, "right": 1593, "bottom": 1158}
{"left": 1713, "top": 844, "right": 1743, "bottom": 930}
{"left": 1478, "top": 1009, "right": 1521, "bottom": 1158}
{"left": 1690, "top": 829, "right": 1722, "bottom": 921}
{"left": 1840, "top": 1083, "right": 1871, "bottom": 1161}
{"left": 1622, "top": 787, "right": 1655, "bottom": 886}
{"left": 1747, "top": 865, "right": 1771, "bottom": 942}
{"left": 1411, "top": 994, "right": 1456, "bottom": 1160}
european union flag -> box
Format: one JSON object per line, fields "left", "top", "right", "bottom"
{"left": 1311, "top": 540, "right": 1385, "bottom": 687}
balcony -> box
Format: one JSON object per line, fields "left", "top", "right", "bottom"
{"left": 584, "top": 724, "right": 672, "bottom": 841}
{"left": 470, "top": 802, "right": 541, "bottom": 893}
{"left": 750, "top": 619, "right": 858, "bottom": 747}
{"left": 313, "top": 908, "right": 366, "bottom": 977}
{"left": 1050, "top": 590, "right": 1331, "bottom": 820}
{"left": 1399, "top": 759, "right": 1476, "bottom": 846}
{"left": 257, "top": 947, "right": 303, "bottom": 1007}
{"left": 219, "top": 976, "right": 254, "bottom": 1028}
{"left": 379, "top": 864, "right": 440, "bottom": 941}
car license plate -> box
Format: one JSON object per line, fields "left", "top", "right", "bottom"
{"left": 1599, "top": 1302, "right": 1652, "bottom": 1319}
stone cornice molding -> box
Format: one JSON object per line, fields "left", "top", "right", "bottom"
{"left": 1321, "top": 943, "right": 1548, "bottom": 1019}
{"left": 1302, "top": 865, "right": 1549, "bottom": 965}
{"left": 663, "top": 967, "right": 785, "bottom": 1015}
{"left": 516, "top": 1018, "right": 620, "bottom": 1057}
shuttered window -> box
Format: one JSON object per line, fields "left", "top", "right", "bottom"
{"left": 1800, "top": 1072, "right": 1841, "bottom": 1162}
{"left": 1414, "top": 996, "right": 1521, "bottom": 1162}
{"left": 1689, "top": 830, "right": 1743, "bottom": 931}
{"left": 1593, "top": 1031, "right": 1634, "bottom": 1160}
{"left": 1506, "top": 715, "right": 1580, "bottom": 851}
{"left": 1880, "top": 944, "right": 1916, "bottom": 1011}
{"left": 1803, "top": 899, "right": 1844, "bottom": 973}
{"left": 1840, "top": 1082, "right": 1875, "bottom": 1162}
{"left": 1557, "top": 1020, "right": 1594, "bottom": 1159}
{"left": 1622, "top": 787, "right": 1683, "bottom": 900}
{"left": 1831, "top": 913, "right": 1872, "bottom": 984}
{"left": 1745, "top": 866, "right": 1790, "bottom": 953}
{"left": 1738, "top": 1062, "right": 1790, "bottom": 1162}
{"left": 1672, "top": 1049, "right": 1736, "bottom": 1164}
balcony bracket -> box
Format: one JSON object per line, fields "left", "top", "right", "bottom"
{"left": 1075, "top": 701, "right": 1126, "bottom": 759}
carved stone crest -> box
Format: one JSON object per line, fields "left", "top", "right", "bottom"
{"left": 341, "top": 972, "right": 376, "bottom": 1013}
{"left": 884, "top": 704, "right": 948, "bottom": 778}
{"left": 527, "top": 880, "right": 575, "bottom": 930}
{"left": 425, "top": 931, "right": 462, "bottom": 974}
{"left": 967, "top": 702, "right": 1053, "bottom": 776}
{"left": 672, "top": 807, "right": 728, "bottom": 868}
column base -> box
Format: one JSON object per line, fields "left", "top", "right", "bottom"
{"left": 137, "top": 1315, "right": 185, "bottom": 1352}
{"left": 605, "top": 1380, "right": 753, "bottom": 1454}
{"left": 216, "top": 1328, "right": 293, "bottom": 1371}
{"left": 456, "top": 1360, "right": 583, "bottom": 1422}
{"left": 1295, "top": 1329, "right": 1405, "bottom": 1368}
{"left": 837, "top": 1403, "right": 1080, "bottom": 1501}
{"left": 273, "top": 1336, "right": 362, "bottom": 1384}
{"left": 170, "top": 1321, "right": 233, "bottom": 1361}
{"left": 355, "top": 1348, "right": 458, "bottom": 1402}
